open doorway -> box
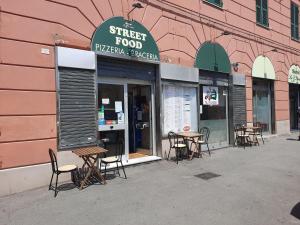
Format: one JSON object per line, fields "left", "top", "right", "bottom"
{"left": 128, "top": 84, "right": 152, "bottom": 159}
{"left": 289, "top": 84, "right": 300, "bottom": 130}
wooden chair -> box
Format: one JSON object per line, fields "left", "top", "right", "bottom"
{"left": 234, "top": 124, "right": 251, "bottom": 149}
{"left": 253, "top": 122, "right": 265, "bottom": 144}
{"left": 48, "top": 148, "right": 77, "bottom": 197}
{"left": 247, "top": 127, "right": 260, "bottom": 146}
{"left": 100, "top": 140, "right": 127, "bottom": 179}
{"left": 167, "top": 131, "right": 187, "bottom": 164}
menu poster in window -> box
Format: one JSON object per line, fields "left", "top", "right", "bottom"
{"left": 163, "top": 85, "right": 176, "bottom": 133}
{"left": 163, "top": 85, "right": 196, "bottom": 135}
{"left": 174, "top": 87, "right": 183, "bottom": 132}
{"left": 183, "top": 92, "right": 191, "bottom": 111}
{"left": 182, "top": 89, "right": 192, "bottom": 131}
{"left": 203, "top": 86, "right": 219, "bottom": 106}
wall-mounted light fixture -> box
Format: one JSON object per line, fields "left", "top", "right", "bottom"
{"left": 215, "top": 30, "right": 231, "bottom": 40}
{"left": 263, "top": 48, "right": 278, "bottom": 56}
{"left": 231, "top": 62, "right": 239, "bottom": 72}
{"left": 127, "top": 2, "right": 144, "bottom": 19}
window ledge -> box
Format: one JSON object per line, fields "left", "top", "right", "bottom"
{"left": 256, "top": 22, "right": 270, "bottom": 30}
{"left": 291, "top": 37, "right": 300, "bottom": 42}
{"left": 202, "top": 0, "right": 224, "bottom": 10}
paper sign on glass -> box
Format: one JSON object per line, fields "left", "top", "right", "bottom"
{"left": 102, "top": 98, "right": 110, "bottom": 105}
{"left": 203, "top": 86, "right": 219, "bottom": 106}
{"left": 184, "top": 104, "right": 191, "bottom": 111}
{"left": 115, "top": 101, "right": 123, "bottom": 112}
{"left": 117, "top": 112, "right": 124, "bottom": 124}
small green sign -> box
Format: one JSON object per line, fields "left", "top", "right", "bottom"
{"left": 91, "top": 17, "right": 160, "bottom": 62}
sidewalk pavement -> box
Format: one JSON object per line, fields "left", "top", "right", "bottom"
{"left": 1, "top": 134, "right": 300, "bottom": 225}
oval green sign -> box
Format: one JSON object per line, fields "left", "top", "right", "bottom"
{"left": 91, "top": 17, "right": 160, "bottom": 62}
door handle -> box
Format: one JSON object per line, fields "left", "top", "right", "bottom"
{"left": 136, "top": 124, "right": 145, "bottom": 130}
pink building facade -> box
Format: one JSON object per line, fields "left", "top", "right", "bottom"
{"left": 0, "top": 0, "right": 299, "bottom": 195}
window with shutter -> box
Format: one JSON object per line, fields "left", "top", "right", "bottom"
{"left": 296, "top": 6, "right": 299, "bottom": 39}
{"left": 256, "top": 0, "right": 261, "bottom": 23}
{"left": 262, "top": 0, "right": 268, "bottom": 26}
{"left": 256, "top": 0, "right": 269, "bottom": 27}
{"left": 292, "top": 3, "right": 295, "bottom": 38}
{"left": 204, "top": 0, "right": 223, "bottom": 8}
{"left": 291, "top": 2, "right": 299, "bottom": 40}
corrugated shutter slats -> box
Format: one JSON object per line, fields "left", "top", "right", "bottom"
{"left": 58, "top": 68, "right": 97, "bottom": 150}
{"left": 232, "top": 86, "right": 246, "bottom": 126}
{"left": 97, "top": 58, "right": 155, "bottom": 81}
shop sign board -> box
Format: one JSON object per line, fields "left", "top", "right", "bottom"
{"left": 91, "top": 17, "right": 160, "bottom": 62}
{"left": 288, "top": 65, "right": 300, "bottom": 84}
{"left": 203, "top": 86, "right": 219, "bottom": 105}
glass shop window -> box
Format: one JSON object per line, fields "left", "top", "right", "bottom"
{"left": 162, "top": 84, "right": 198, "bottom": 136}
{"left": 98, "top": 84, "right": 125, "bottom": 126}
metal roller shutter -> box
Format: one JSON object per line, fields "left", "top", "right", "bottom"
{"left": 232, "top": 85, "right": 246, "bottom": 126}
{"left": 58, "top": 68, "right": 97, "bottom": 150}
{"left": 97, "top": 58, "right": 156, "bottom": 81}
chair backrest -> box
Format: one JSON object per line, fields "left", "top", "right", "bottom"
{"left": 199, "top": 127, "right": 210, "bottom": 143}
{"left": 253, "top": 122, "right": 263, "bottom": 134}
{"left": 48, "top": 148, "right": 58, "bottom": 173}
{"left": 97, "top": 139, "right": 106, "bottom": 148}
{"left": 234, "top": 124, "right": 242, "bottom": 135}
{"left": 253, "top": 122, "right": 259, "bottom": 127}
{"left": 236, "top": 124, "right": 249, "bottom": 135}
{"left": 116, "top": 139, "right": 124, "bottom": 160}
{"left": 168, "top": 131, "right": 179, "bottom": 148}
{"left": 234, "top": 124, "right": 241, "bottom": 130}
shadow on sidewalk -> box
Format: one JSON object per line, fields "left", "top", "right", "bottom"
{"left": 57, "top": 183, "right": 77, "bottom": 192}
{"left": 291, "top": 202, "right": 300, "bottom": 220}
{"left": 286, "top": 138, "right": 299, "bottom": 141}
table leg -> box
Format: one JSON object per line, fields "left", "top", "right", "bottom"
{"left": 80, "top": 166, "right": 92, "bottom": 190}
{"left": 198, "top": 143, "right": 202, "bottom": 158}
{"left": 189, "top": 151, "right": 194, "bottom": 160}
{"left": 183, "top": 138, "right": 189, "bottom": 159}
{"left": 86, "top": 155, "right": 106, "bottom": 185}
{"left": 79, "top": 155, "right": 107, "bottom": 190}
{"left": 94, "top": 167, "right": 107, "bottom": 185}
{"left": 255, "top": 133, "right": 259, "bottom": 145}
{"left": 189, "top": 138, "right": 197, "bottom": 160}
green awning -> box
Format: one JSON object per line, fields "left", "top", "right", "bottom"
{"left": 195, "top": 42, "right": 231, "bottom": 74}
